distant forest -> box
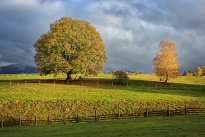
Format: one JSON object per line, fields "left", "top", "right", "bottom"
{"left": 0, "top": 64, "right": 37, "bottom": 74}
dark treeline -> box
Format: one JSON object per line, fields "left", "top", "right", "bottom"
{"left": 183, "top": 66, "right": 205, "bottom": 77}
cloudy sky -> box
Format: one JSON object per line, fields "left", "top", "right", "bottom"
{"left": 0, "top": 0, "right": 205, "bottom": 72}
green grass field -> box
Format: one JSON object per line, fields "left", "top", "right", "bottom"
{"left": 0, "top": 74, "right": 205, "bottom": 102}
{"left": 1, "top": 115, "right": 205, "bottom": 137}
{"left": 0, "top": 82, "right": 204, "bottom": 103}
{"left": 0, "top": 74, "right": 205, "bottom": 119}
{"left": 0, "top": 74, "right": 205, "bottom": 136}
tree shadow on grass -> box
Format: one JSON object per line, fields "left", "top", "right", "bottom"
{"left": 0, "top": 78, "right": 205, "bottom": 99}
{"left": 106, "top": 79, "right": 205, "bottom": 98}
{"left": 69, "top": 79, "right": 205, "bottom": 99}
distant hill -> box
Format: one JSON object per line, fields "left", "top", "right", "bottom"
{"left": 0, "top": 64, "right": 38, "bottom": 74}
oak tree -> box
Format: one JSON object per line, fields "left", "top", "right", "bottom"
{"left": 153, "top": 40, "right": 180, "bottom": 83}
{"left": 34, "top": 17, "right": 106, "bottom": 81}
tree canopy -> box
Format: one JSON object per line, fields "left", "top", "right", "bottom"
{"left": 113, "top": 71, "right": 129, "bottom": 85}
{"left": 196, "top": 67, "right": 203, "bottom": 77}
{"left": 34, "top": 17, "right": 106, "bottom": 80}
{"left": 153, "top": 40, "right": 180, "bottom": 83}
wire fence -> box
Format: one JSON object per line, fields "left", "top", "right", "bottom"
{"left": 0, "top": 78, "right": 204, "bottom": 91}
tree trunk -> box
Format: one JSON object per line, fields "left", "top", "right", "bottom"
{"left": 65, "top": 71, "right": 72, "bottom": 81}
{"left": 164, "top": 74, "right": 168, "bottom": 84}
{"left": 164, "top": 78, "right": 168, "bottom": 83}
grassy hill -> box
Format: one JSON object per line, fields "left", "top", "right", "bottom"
{"left": 0, "top": 74, "right": 204, "bottom": 119}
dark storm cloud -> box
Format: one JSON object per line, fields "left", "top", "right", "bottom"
{"left": 0, "top": 0, "right": 205, "bottom": 72}
{"left": 82, "top": 0, "right": 205, "bottom": 72}
{"left": 132, "top": 0, "right": 205, "bottom": 33}
{"left": 0, "top": 0, "right": 67, "bottom": 65}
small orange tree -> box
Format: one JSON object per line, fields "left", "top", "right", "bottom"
{"left": 153, "top": 40, "right": 180, "bottom": 83}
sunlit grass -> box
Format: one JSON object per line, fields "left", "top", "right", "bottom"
{"left": 0, "top": 81, "right": 204, "bottom": 103}
{"left": 0, "top": 73, "right": 205, "bottom": 102}
{"left": 0, "top": 73, "right": 204, "bottom": 119}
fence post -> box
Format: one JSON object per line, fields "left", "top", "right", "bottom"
{"left": 1, "top": 119, "right": 3, "bottom": 128}
{"left": 112, "top": 81, "right": 113, "bottom": 86}
{"left": 39, "top": 80, "right": 40, "bottom": 84}
{"left": 76, "top": 114, "right": 79, "bottom": 123}
{"left": 117, "top": 111, "right": 120, "bottom": 120}
{"left": 81, "top": 80, "right": 83, "bottom": 85}
{"left": 19, "top": 117, "right": 22, "bottom": 127}
{"left": 34, "top": 116, "right": 37, "bottom": 125}
{"left": 67, "top": 80, "right": 69, "bottom": 85}
{"left": 142, "top": 83, "right": 144, "bottom": 87}
{"left": 167, "top": 106, "right": 170, "bottom": 116}
{"left": 185, "top": 105, "right": 188, "bottom": 115}
{"left": 54, "top": 79, "right": 56, "bottom": 84}
{"left": 47, "top": 115, "right": 50, "bottom": 125}
{"left": 95, "top": 110, "right": 98, "bottom": 122}
{"left": 63, "top": 117, "right": 66, "bottom": 124}
{"left": 146, "top": 109, "right": 149, "bottom": 117}
{"left": 10, "top": 81, "right": 11, "bottom": 85}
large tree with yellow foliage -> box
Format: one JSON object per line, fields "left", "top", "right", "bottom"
{"left": 153, "top": 40, "right": 180, "bottom": 83}
{"left": 34, "top": 17, "right": 106, "bottom": 81}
